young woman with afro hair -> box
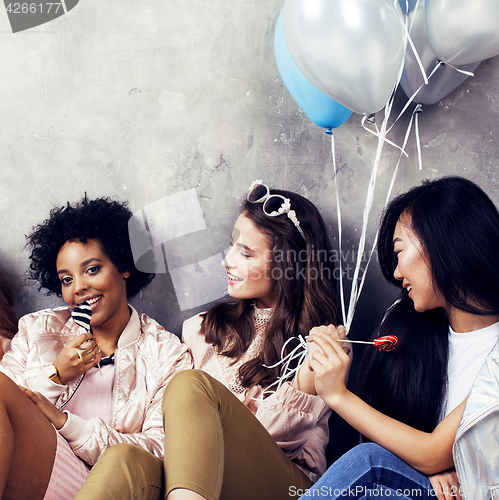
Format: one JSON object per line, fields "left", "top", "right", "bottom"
{"left": 0, "top": 196, "right": 192, "bottom": 500}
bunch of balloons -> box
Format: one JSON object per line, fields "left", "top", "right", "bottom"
{"left": 276, "top": 0, "right": 499, "bottom": 130}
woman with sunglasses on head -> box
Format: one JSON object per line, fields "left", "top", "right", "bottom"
{"left": 298, "top": 176, "right": 499, "bottom": 500}
{"left": 0, "top": 197, "right": 192, "bottom": 500}
{"left": 75, "top": 180, "right": 347, "bottom": 500}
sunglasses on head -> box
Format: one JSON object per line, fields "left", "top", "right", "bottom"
{"left": 247, "top": 180, "right": 306, "bottom": 241}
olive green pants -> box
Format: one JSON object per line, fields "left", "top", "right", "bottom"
{"left": 74, "top": 370, "right": 313, "bottom": 500}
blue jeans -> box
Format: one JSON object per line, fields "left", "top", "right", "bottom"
{"left": 296, "top": 443, "right": 433, "bottom": 499}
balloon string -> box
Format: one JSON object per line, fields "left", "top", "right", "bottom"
{"left": 441, "top": 61, "right": 475, "bottom": 77}
{"left": 351, "top": 53, "right": 475, "bottom": 315}
{"left": 361, "top": 116, "right": 409, "bottom": 157}
{"left": 385, "top": 104, "right": 420, "bottom": 202}
{"left": 345, "top": 5, "right": 439, "bottom": 331}
{"left": 387, "top": 56, "right": 475, "bottom": 137}
{"left": 331, "top": 132, "right": 346, "bottom": 325}
{"left": 345, "top": 94, "right": 395, "bottom": 333}
{"left": 406, "top": 0, "right": 418, "bottom": 31}
{"left": 256, "top": 335, "right": 308, "bottom": 412}
{"left": 401, "top": 0, "right": 428, "bottom": 85}
{"left": 344, "top": 4, "right": 409, "bottom": 333}
{"left": 346, "top": 101, "right": 420, "bottom": 325}
{"left": 414, "top": 105, "right": 423, "bottom": 170}
{"left": 386, "top": 60, "right": 441, "bottom": 136}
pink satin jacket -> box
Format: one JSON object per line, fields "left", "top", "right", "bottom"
{"left": 0, "top": 306, "right": 192, "bottom": 465}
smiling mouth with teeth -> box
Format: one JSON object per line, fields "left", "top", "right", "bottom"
{"left": 227, "top": 272, "right": 243, "bottom": 282}
{"left": 407, "top": 285, "right": 413, "bottom": 293}
{"left": 86, "top": 296, "right": 102, "bottom": 305}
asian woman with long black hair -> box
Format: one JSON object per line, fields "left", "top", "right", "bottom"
{"left": 301, "top": 176, "right": 499, "bottom": 500}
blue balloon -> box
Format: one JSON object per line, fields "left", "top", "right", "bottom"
{"left": 274, "top": 10, "right": 352, "bottom": 133}
{"left": 397, "top": 0, "right": 418, "bottom": 14}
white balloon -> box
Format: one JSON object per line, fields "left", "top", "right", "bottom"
{"left": 283, "top": 0, "right": 406, "bottom": 114}
{"left": 426, "top": 0, "right": 499, "bottom": 65}
{"left": 401, "top": 1, "right": 480, "bottom": 105}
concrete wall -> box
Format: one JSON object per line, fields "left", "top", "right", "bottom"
{"left": 1, "top": 1, "right": 498, "bottom": 346}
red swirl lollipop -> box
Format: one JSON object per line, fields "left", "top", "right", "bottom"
{"left": 372, "top": 335, "right": 398, "bottom": 352}
{"left": 338, "top": 335, "right": 399, "bottom": 352}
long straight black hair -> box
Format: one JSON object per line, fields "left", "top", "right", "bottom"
{"left": 357, "top": 176, "right": 499, "bottom": 432}
{"left": 201, "top": 187, "right": 340, "bottom": 389}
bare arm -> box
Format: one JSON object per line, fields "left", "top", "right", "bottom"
{"left": 308, "top": 330, "right": 466, "bottom": 475}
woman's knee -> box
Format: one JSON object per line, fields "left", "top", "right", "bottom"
{"left": 162, "top": 369, "right": 213, "bottom": 412}
{"left": 97, "top": 443, "right": 148, "bottom": 466}
{"left": 0, "top": 371, "right": 17, "bottom": 393}
{"left": 0, "top": 371, "right": 31, "bottom": 408}
{"left": 93, "top": 444, "right": 163, "bottom": 481}
{"left": 353, "top": 442, "right": 391, "bottom": 458}
{"left": 166, "top": 369, "right": 208, "bottom": 391}
{"left": 78, "top": 444, "right": 163, "bottom": 500}
{"left": 337, "top": 443, "right": 396, "bottom": 469}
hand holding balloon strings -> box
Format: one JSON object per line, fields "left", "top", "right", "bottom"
{"left": 306, "top": 330, "right": 353, "bottom": 404}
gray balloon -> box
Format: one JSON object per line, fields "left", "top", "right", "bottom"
{"left": 283, "top": 0, "right": 406, "bottom": 115}
{"left": 426, "top": 0, "right": 499, "bottom": 65}
{"left": 400, "top": 1, "right": 480, "bottom": 105}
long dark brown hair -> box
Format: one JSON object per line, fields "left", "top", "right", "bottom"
{"left": 201, "top": 188, "right": 340, "bottom": 389}
{"left": 0, "top": 267, "right": 18, "bottom": 342}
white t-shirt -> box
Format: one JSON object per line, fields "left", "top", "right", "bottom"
{"left": 445, "top": 321, "right": 499, "bottom": 416}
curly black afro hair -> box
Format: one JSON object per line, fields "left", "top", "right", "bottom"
{"left": 27, "top": 197, "right": 154, "bottom": 298}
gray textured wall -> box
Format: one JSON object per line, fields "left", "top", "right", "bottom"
{"left": 1, "top": 0, "right": 498, "bottom": 347}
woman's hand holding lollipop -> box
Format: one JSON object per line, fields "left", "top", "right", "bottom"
{"left": 307, "top": 329, "right": 352, "bottom": 405}
{"left": 294, "top": 324, "right": 348, "bottom": 395}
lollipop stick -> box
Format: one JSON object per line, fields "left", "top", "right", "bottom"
{"left": 336, "top": 339, "right": 374, "bottom": 345}
{"left": 336, "top": 335, "right": 399, "bottom": 352}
